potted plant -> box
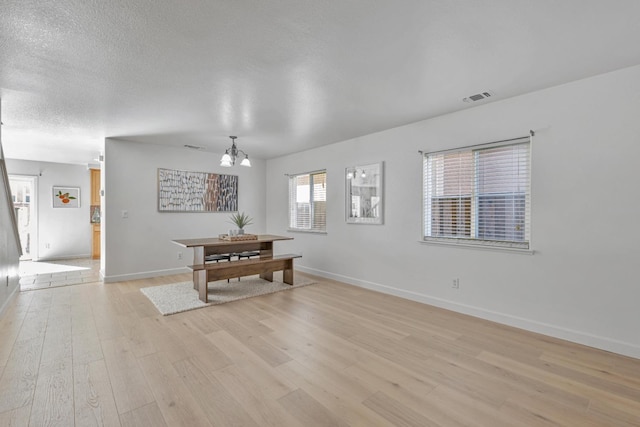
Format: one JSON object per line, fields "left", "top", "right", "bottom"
{"left": 229, "top": 211, "right": 253, "bottom": 235}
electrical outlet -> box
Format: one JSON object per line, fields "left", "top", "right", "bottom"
{"left": 452, "top": 278, "right": 460, "bottom": 289}
{"left": 177, "top": 252, "right": 183, "bottom": 260}
{"left": 45, "top": 243, "right": 50, "bottom": 249}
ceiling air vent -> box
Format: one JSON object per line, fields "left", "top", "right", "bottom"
{"left": 463, "top": 91, "right": 494, "bottom": 103}
{"left": 184, "top": 144, "right": 204, "bottom": 150}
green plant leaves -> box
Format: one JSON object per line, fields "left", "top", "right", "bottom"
{"left": 229, "top": 211, "right": 253, "bottom": 228}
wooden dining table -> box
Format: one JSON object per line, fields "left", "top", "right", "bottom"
{"left": 173, "top": 234, "right": 293, "bottom": 264}
{"left": 172, "top": 234, "right": 294, "bottom": 300}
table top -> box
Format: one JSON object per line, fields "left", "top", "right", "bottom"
{"left": 172, "top": 234, "right": 292, "bottom": 248}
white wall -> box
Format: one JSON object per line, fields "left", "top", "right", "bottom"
{"left": 266, "top": 64, "right": 640, "bottom": 359}
{"left": 103, "top": 139, "right": 266, "bottom": 282}
{"left": 5, "top": 159, "right": 92, "bottom": 260}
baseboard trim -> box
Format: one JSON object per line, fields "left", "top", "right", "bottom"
{"left": 103, "top": 267, "right": 190, "bottom": 283}
{"left": 296, "top": 265, "right": 640, "bottom": 360}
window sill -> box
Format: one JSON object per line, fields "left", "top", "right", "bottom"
{"left": 287, "top": 229, "right": 327, "bottom": 235}
{"left": 419, "top": 239, "right": 534, "bottom": 255}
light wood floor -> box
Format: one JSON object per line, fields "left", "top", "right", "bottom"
{"left": 0, "top": 272, "right": 639, "bottom": 426}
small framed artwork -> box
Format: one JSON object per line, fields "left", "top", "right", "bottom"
{"left": 53, "top": 186, "right": 80, "bottom": 208}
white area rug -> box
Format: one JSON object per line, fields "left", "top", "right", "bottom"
{"left": 140, "top": 274, "right": 315, "bottom": 315}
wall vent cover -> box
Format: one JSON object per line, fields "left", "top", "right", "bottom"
{"left": 463, "top": 91, "right": 494, "bottom": 103}
{"left": 184, "top": 144, "right": 204, "bottom": 150}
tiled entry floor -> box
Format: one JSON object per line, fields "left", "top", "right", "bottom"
{"left": 19, "top": 258, "right": 101, "bottom": 291}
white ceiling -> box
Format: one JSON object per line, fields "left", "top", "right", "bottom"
{"left": 2, "top": 1, "right": 640, "bottom": 165}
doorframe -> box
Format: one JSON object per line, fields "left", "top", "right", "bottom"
{"left": 8, "top": 174, "right": 39, "bottom": 261}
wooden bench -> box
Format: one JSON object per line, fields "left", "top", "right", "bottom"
{"left": 189, "top": 253, "right": 302, "bottom": 303}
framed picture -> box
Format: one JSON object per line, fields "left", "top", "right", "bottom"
{"left": 157, "top": 168, "right": 238, "bottom": 212}
{"left": 346, "top": 161, "right": 384, "bottom": 224}
{"left": 53, "top": 186, "right": 80, "bottom": 208}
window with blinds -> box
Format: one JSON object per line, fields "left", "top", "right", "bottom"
{"left": 288, "top": 170, "right": 327, "bottom": 232}
{"left": 423, "top": 137, "right": 531, "bottom": 249}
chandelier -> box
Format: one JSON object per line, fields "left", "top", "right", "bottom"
{"left": 220, "top": 136, "right": 251, "bottom": 167}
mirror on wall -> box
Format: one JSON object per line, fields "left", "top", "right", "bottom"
{"left": 346, "top": 161, "right": 383, "bottom": 224}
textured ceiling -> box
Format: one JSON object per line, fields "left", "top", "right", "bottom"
{"left": 2, "top": 0, "right": 640, "bottom": 165}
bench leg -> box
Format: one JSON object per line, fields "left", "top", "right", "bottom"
{"left": 283, "top": 259, "right": 294, "bottom": 285}
{"left": 259, "top": 246, "right": 274, "bottom": 282}
{"left": 194, "top": 270, "right": 208, "bottom": 303}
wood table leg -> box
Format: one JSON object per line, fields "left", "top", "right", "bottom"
{"left": 259, "top": 242, "right": 274, "bottom": 282}
{"left": 193, "top": 246, "right": 204, "bottom": 290}
{"left": 194, "top": 270, "right": 207, "bottom": 303}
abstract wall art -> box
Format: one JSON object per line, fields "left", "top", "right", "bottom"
{"left": 157, "top": 168, "right": 238, "bottom": 212}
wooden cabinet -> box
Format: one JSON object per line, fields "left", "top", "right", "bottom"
{"left": 90, "top": 168, "right": 101, "bottom": 206}
{"left": 90, "top": 168, "right": 101, "bottom": 259}
{"left": 92, "top": 224, "right": 100, "bottom": 259}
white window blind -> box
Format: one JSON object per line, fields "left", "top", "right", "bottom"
{"left": 423, "top": 137, "right": 531, "bottom": 249}
{"left": 288, "top": 170, "right": 327, "bottom": 232}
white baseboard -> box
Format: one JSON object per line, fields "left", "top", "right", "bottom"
{"left": 103, "top": 267, "right": 190, "bottom": 283}
{"left": 296, "top": 265, "right": 640, "bottom": 360}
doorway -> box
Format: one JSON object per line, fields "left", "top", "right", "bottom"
{"left": 9, "top": 175, "right": 38, "bottom": 261}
